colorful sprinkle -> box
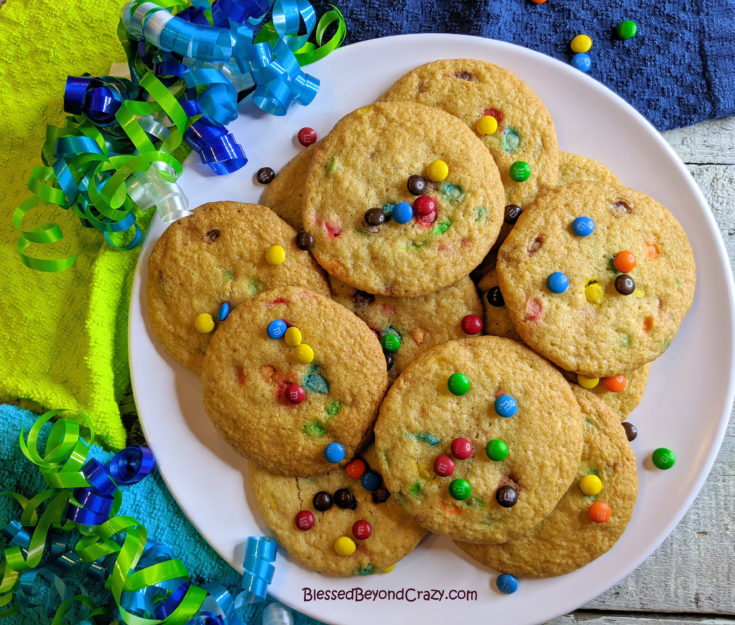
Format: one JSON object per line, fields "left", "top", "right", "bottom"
{"left": 326, "top": 156, "right": 339, "bottom": 174}
{"left": 298, "top": 127, "right": 317, "bottom": 146}
{"left": 617, "top": 20, "right": 638, "bottom": 40}
{"left": 295, "top": 510, "right": 314, "bottom": 531}
{"left": 194, "top": 313, "right": 215, "bottom": 333}
{"left": 448, "top": 373, "right": 471, "bottom": 396}
{"left": 588, "top": 501, "right": 611, "bottom": 523}
{"left": 652, "top": 447, "right": 676, "bottom": 470}
{"left": 346, "top": 459, "right": 366, "bottom": 479}
{"left": 451, "top": 438, "right": 473, "bottom": 460}
{"left": 284, "top": 326, "right": 302, "bottom": 346}
{"left": 434, "top": 454, "right": 455, "bottom": 477}
{"left": 334, "top": 536, "right": 356, "bottom": 556}
{"left": 352, "top": 520, "right": 372, "bottom": 540}
{"left": 392, "top": 202, "right": 413, "bottom": 224}
{"left": 324, "top": 442, "right": 345, "bottom": 463}
{"left": 502, "top": 129, "right": 521, "bottom": 154}
{"left": 585, "top": 281, "right": 604, "bottom": 304}
{"left": 476, "top": 115, "right": 498, "bottom": 135}
{"left": 602, "top": 375, "right": 626, "bottom": 392}
{"left": 217, "top": 302, "right": 230, "bottom": 322}
{"left": 509, "top": 161, "right": 531, "bottom": 182}
{"left": 571, "top": 34, "right": 592, "bottom": 53}
{"left": 494, "top": 395, "right": 518, "bottom": 418}
{"left": 449, "top": 479, "right": 471, "bottom": 500}
{"left": 572, "top": 216, "right": 595, "bottom": 237}
{"left": 461, "top": 314, "right": 483, "bottom": 335}
{"left": 284, "top": 383, "right": 306, "bottom": 405}
{"left": 614, "top": 251, "right": 637, "bottom": 273}
{"left": 546, "top": 272, "right": 569, "bottom": 293}
{"left": 496, "top": 574, "right": 518, "bottom": 594}
{"left": 302, "top": 365, "right": 328, "bottom": 393}
{"left": 577, "top": 375, "right": 599, "bottom": 389}
{"left": 266, "top": 245, "right": 286, "bottom": 265}
{"left": 571, "top": 53, "right": 592, "bottom": 73}
{"left": 426, "top": 159, "right": 449, "bottom": 182}
{"left": 295, "top": 344, "right": 315, "bottom": 364}
{"left": 580, "top": 474, "right": 603, "bottom": 496}
{"left": 486, "top": 439, "right": 509, "bottom": 461}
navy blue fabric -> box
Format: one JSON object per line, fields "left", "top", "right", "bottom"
{"left": 310, "top": 0, "right": 735, "bottom": 130}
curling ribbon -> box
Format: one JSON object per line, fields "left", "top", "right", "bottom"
{"left": 15, "top": 0, "right": 346, "bottom": 272}
{"left": 1, "top": 409, "right": 281, "bottom": 624}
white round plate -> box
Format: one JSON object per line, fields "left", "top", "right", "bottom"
{"left": 129, "top": 34, "right": 735, "bottom": 625}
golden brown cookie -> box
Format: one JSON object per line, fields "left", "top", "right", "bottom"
{"left": 374, "top": 336, "right": 584, "bottom": 544}
{"left": 261, "top": 144, "right": 317, "bottom": 230}
{"left": 457, "top": 386, "right": 638, "bottom": 577}
{"left": 557, "top": 152, "right": 620, "bottom": 187}
{"left": 202, "top": 286, "right": 388, "bottom": 476}
{"left": 146, "top": 202, "right": 329, "bottom": 375}
{"left": 303, "top": 101, "right": 505, "bottom": 297}
{"left": 250, "top": 446, "right": 426, "bottom": 576}
{"left": 379, "top": 59, "right": 559, "bottom": 209}
{"left": 330, "top": 276, "right": 483, "bottom": 381}
{"left": 497, "top": 182, "right": 696, "bottom": 377}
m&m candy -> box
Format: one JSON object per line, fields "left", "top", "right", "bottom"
{"left": 361, "top": 470, "right": 382, "bottom": 491}
{"left": 496, "top": 484, "right": 518, "bottom": 507}
{"left": 434, "top": 454, "right": 455, "bottom": 477}
{"left": 617, "top": 20, "right": 638, "bottom": 40}
{"left": 392, "top": 202, "right": 414, "bottom": 224}
{"left": 284, "top": 327, "right": 302, "bottom": 346}
{"left": 546, "top": 272, "right": 569, "bottom": 294}
{"left": 588, "top": 501, "right": 611, "bottom": 523}
{"left": 572, "top": 216, "right": 595, "bottom": 237}
{"left": 571, "top": 53, "right": 592, "bottom": 73}
{"left": 652, "top": 447, "right": 676, "bottom": 470}
{"left": 381, "top": 333, "right": 401, "bottom": 353}
{"left": 570, "top": 34, "right": 592, "bottom": 53}
{"left": 579, "top": 474, "right": 603, "bottom": 496}
{"left": 614, "top": 251, "right": 637, "bottom": 273}
{"left": 494, "top": 394, "right": 518, "bottom": 418}
{"left": 451, "top": 438, "right": 473, "bottom": 459}
{"left": 324, "top": 442, "right": 345, "bottom": 463}
{"left": 295, "top": 344, "right": 315, "bottom": 364}
{"left": 496, "top": 573, "right": 518, "bottom": 594}
{"left": 461, "top": 314, "right": 483, "bottom": 335}
{"left": 509, "top": 161, "right": 531, "bottom": 182}
{"left": 334, "top": 536, "right": 356, "bottom": 556}
{"left": 295, "top": 510, "right": 314, "bottom": 531}
{"left": 486, "top": 439, "right": 509, "bottom": 461}
{"left": 449, "top": 479, "right": 471, "bottom": 500}
{"left": 194, "top": 313, "right": 215, "bottom": 333}
{"left": 298, "top": 127, "right": 317, "bottom": 146}
{"left": 476, "top": 115, "right": 498, "bottom": 136}
{"left": 352, "top": 520, "right": 372, "bottom": 540}
{"left": 602, "top": 375, "right": 627, "bottom": 392}
{"left": 346, "top": 459, "right": 366, "bottom": 479}
{"left": 284, "top": 384, "right": 306, "bottom": 405}
{"left": 426, "top": 159, "right": 449, "bottom": 182}
{"left": 448, "top": 373, "right": 471, "bottom": 395}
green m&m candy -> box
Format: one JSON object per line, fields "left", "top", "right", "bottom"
{"left": 652, "top": 447, "right": 675, "bottom": 470}
{"left": 486, "top": 439, "right": 509, "bottom": 461}
{"left": 447, "top": 373, "right": 471, "bottom": 396}
{"left": 617, "top": 20, "right": 638, "bottom": 40}
{"left": 449, "top": 478, "right": 471, "bottom": 500}
{"left": 381, "top": 333, "right": 401, "bottom": 353}
{"left": 509, "top": 161, "right": 531, "bottom": 182}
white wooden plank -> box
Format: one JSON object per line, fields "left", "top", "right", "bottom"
{"left": 663, "top": 118, "right": 735, "bottom": 164}
{"left": 552, "top": 614, "right": 735, "bottom": 625}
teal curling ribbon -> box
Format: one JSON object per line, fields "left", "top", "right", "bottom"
{"left": 1, "top": 410, "right": 282, "bottom": 624}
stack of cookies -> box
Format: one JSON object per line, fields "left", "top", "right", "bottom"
{"left": 146, "top": 59, "right": 696, "bottom": 580}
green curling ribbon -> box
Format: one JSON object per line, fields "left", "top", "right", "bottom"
{"left": 255, "top": 5, "right": 347, "bottom": 65}
{"left": 0, "top": 409, "right": 228, "bottom": 624}
{"left": 13, "top": 70, "right": 190, "bottom": 272}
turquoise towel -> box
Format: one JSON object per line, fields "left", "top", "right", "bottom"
{"left": 0, "top": 405, "right": 323, "bottom": 625}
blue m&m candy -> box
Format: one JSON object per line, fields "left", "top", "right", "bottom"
{"left": 267, "top": 319, "right": 287, "bottom": 339}
{"left": 361, "top": 470, "right": 382, "bottom": 491}
{"left": 571, "top": 53, "right": 592, "bottom": 73}
{"left": 217, "top": 302, "right": 230, "bottom": 322}
{"left": 324, "top": 442, "right": 345, "bottom": 463}
{"left": 494, "top": 394, "right": 518, "bottom": 418}
{"left": 546, "top": 272, "right": 569, "bottom": 294}
{"left": 392, "top": 202, "right": 414, "bottom": 224}
{"left": 572, "top": 216, "right": 595, "bottom": 237}
{"left": 496, "top": 573, "right": 518, "bottom": 594}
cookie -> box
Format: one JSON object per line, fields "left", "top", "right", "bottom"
{"left": 379, "top": 59, "right": 559, "bottom": 209}
{"left": 330, "top": 276, "right": 483, "bottom": 380}
{"left": 261, "top": 144, "right": 317, "bottom": 230}
{"left": 479, "top": 268, "right": 649, "bottom": 419}
{"left": 303, "top": 101, "right": 505, "bottom": 297}
{"left": 374, "top": 336, "right": 584, "bottom": 544}
{"left": 250, "top": 445, "right": 426, "bottom": 576}
{"left": 557, "top": 152, "right": 620, "bottom": 187}
{"left": 202, "top": 286, "right": 388, "bottom": 476}
{"left": 147, "top": 202, "right": 329, "bottom": 375}
{"left": 457, "top": 386, "right": 638, "bottom": 577}
{"left": 497, "top": 182, "right": 696, "bottom": 377}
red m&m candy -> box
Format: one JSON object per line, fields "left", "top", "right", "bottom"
{"left": 346, "top": 459, "right": 366, "bottom": 479}
{"left": 451, "top": 438, "right": 473, "bottom": 459}
{"left": 413, "top": 195, "right": 437, "bottom": 216}
{"left": 434, "top": 454, "right": 456, "bottom": 477}
{"left": 461, "top": 314, "right": 483, "bottom": 335}
{"left": 295, "top": 510, "right": 315, "bottom": 530}
{"left": 352, "top": 520, "right": 372, "bottom": 540}
{"left": 284, "top": 383, "right": 306, "bottom": 404}
{"left": 297, "top": 127, "right": 317, "bottom": 147}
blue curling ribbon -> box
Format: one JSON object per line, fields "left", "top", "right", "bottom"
{"left": 218, "top": 0, "right": 271, "bottom": 24}
{"left": 64, "top": 76, "right": 136, "bottom": 126}
{"left": 239, "top": 537, "right": 277, "bottom": 604}
{"left": 108, "top": 446, "right": 156, "bottom": 486}
{"left": 2, "top": 520, "right": 31, "bottom": 549}
{"left": 182, "top": 69, "right": 239, "bottom": 126}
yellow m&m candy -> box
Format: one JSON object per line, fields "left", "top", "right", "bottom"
{"left": 570, "top": 34, "right": 592, "bottom": 54}
{"left": 295, "top": 343, "right": 314, "bottom": 364}
{"left": 194, "top": 313, "right": 215, "bottom": 333}
{"left": 475, "top": 115, "right": 498, "bottom": 136}
{"left": 579, "top": 474, "right": 603, "bottom": 496}
{"left": 426, "top": 159, "right": 449, "bottom": 182}
{"left": 334, "top": 536, "right": 356, "bottom": 556}
{"left": 284, "top": 327, "right": 302, "bottom": 346}
{"left": 266, "top": 245, "right": 286, "bottom": 265}
{"left": 577, "top": 375, "right": 599, "bottom": 390}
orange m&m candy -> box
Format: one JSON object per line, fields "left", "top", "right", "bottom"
{"left": 589, "top": 501, "right": 611, "bottom": 523}
{"left": 345, "top": 459, "right": 366, "bottom": 479}
{"left": 614, "top": 251, "right": 637, "bottom": 273}
{"left": 603, "top": 375, "right": 627, "bottom": 392}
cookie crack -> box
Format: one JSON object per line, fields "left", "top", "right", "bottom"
{"left": 295, "top": 477, "right": 304, "bottom": 509}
